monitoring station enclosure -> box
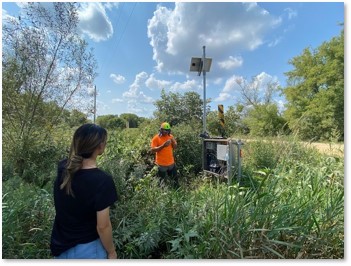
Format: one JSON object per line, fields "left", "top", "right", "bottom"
{"left": 203, "top": 138, "right": 243, "bottom": 184}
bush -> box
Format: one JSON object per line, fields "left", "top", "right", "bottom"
{"left": 2, "top": 178, "right": 55, "bottom": 259}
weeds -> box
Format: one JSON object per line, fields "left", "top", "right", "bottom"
{"left": 2, "top": 134, "right": 344, "bottom": 259}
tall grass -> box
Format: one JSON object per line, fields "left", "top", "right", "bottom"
{"left": 2, "top": 135, "right": 343, "bottom": 259}
{"left": 2, "top": 177, "right": 54, "bottom": 259}
{"left": 108, "top": 138, "right": 343, "bottom": 259}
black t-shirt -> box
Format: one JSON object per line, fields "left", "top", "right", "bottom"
{"left": 50, "top": 159, "right": 118, "bottom": 256}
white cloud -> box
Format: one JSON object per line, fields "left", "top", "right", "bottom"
{"left": 255, "top": 72, "right": 280, "bottom": 87}
{"left": 122, "top": 72, "right": 154, "bottom": 104}
{"left": 215, "top": 72, "right": 281, "bottom": 104}
{"left": 214, "top": 92, "right": 232, "bottom": 102}
{"left": 103, "top": 2, "right": 119, "bottom": 11}
{"left": 268, "top": 37, "right": 282, "bottom": 47}
{"left": 112, "top": 98, "right": 123, "bottom": 103}
{"left": 284, "top": 8, "right": 298, "bottom": 20}
{"left": 213, "top": 78, "right": 223, "bottom": 85}
{"left": 147, "top": 2, "right": 281, "bottom": 76}
{"left": 110, "top": 74, "right": 126, "bottom": 84}
{"left": 145, "top": 74, "right": 172, "bottom": 90}
{"left": 78, "top": 3, "right": 113, "bottom": 42}
{"left": 2, "top": 8, "right": 8, "bottom": 17}
{"left": 170, "top": 79, "right": 201, "bottom": 92}
{"left": 218, "top": 56, "right": 243, "bottom": 70}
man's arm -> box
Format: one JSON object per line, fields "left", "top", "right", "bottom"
{"left": 151, "top": 139, "right": 171, "bottom": 153}
{"left": 171, "top": 137, "right": 177, "bottom": 149}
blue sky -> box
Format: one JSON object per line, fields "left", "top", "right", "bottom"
{"left": 2, "top": 1, "right": 345, "bottom": 119}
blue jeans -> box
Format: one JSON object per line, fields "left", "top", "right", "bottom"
{"left": 55, "top": 239, "right": 107, "bottom": 259}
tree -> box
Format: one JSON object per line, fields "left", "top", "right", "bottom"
{"left": 2, "top": 2, "right": 97, "bottom": 179}
{"left": 283, "top": 29, "right": 344, "bottom": 141}
{"left": 207, "top": 105, "right": 244, "bottom": 137}
{"left": 153, "top": 89, "right": 206, "bottom": 127}
{"left": 66, "top": 109, "right": 89, "bottom": 127}
{"left": 243, "top": 104, "right": 287, "bottom": 137}
{"left": 230, "top": 74, "right": 283, "bottom": 137}
{"left": 235, "top": 74, "right": 280, "bottom": 107}
{"left": 120, "top": 113, "right": 141, "bottom": 128}
{"left": 96, "top": 115, "right": 125, "bottom": 130}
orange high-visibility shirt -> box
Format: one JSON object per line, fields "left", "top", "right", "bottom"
{"left": 151, "top": 134, "right": 176, "bottom": 166}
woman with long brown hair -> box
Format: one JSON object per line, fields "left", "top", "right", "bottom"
{"left": 50, "top": 124, "right": 117, "bottom": 259}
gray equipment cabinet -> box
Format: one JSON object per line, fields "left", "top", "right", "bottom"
{"left": 202, "top": 138, "right": 244, "bottom": 184}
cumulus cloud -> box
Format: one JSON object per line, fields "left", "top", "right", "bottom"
{"left": 122, "top": 72, "right": 154, "bottom": 104}
{"left": 170, "top": 79, "right": 201, "bottom": 92}
{"left": 255, "top": 72, "right": 280, "bottom": 86}
{"left": 126, "top": 100, "right": 152, "bottom": 116}
{"left": 218, "top": 56, "right": 243, "bottom": 70}
{"left": 78, "top": 2, "right": 113, "bottom": 42}
{"left": 145, "top": 74, "right": 172, "bottom": 90}
{"left": 214, "top": 92, "right": 232, "bottom": 102}
{"left": 147, "top": 2, "right": 281, "bottom": 76}
{"left": 216, "top": 72, "right": 280, "bottom": 103}
{"left": 110, "top": 73, "right": 126, "bottom": 84}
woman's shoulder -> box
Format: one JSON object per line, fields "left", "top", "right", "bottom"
{"left": 96, "top": 168, "right": 112, "bottom": 177}
{"left": 93, "top": 169, "right": 116, "bottom": 188}
{"left": 87, "top": 168, "right": 114, "bottom": 181}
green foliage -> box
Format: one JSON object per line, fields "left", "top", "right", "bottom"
{"left": 1, "top": 10, "right": 344, "bottom": 259}
{"left": 283, "top": 29, "right": 344, "bottom": 141}
{"left": 64, "top": 109, "right": 88, "bottom": 128}
{"left": 96, "top": 114, "right": 125, "bottom": 130}
{"left": 120, "top": 113, "right": 144, "bottom": 128}
{"left": 207, "top": 105, "right": 246, "bottom": 137}
{"left": 2, "top": 132, "right": 344, "bottom": 259}
{"left": 243, "top": 104, "right": 288, "bottom": 137}
{"left": 2, "top": 178, "right": 55, "bottom": 259}
{"left": 96, "top": 113, "right": 146, "bottom": 130}
{"left": 153, "top": 89, "right": 205, "bottom": 126}
{"left": 2, "top": 2, "right": 97, "bottom": 181}
{"left": 99, "top": 120, "right": 203, "bottom": 188}
{"left": 2, "top": 130, "right": 68, "bottom": 186}
{"left": 171, "top": 122, "right": 203, "bottom": 178}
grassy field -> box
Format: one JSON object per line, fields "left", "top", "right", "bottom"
{"left": 2, "top": 130, "right": 344, "bottom": 259}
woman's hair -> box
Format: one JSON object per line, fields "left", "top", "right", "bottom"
{"left": 60, "top": 123, "right": 107, "bottom": 196}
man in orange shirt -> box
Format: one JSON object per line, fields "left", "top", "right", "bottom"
{"left": 150, "top": 122, "right": 179, "bottom": 188}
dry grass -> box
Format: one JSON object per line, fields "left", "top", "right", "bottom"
{"left": 239, "top": 138, "right": 344, "bottom": 158}
{"left": 304, "top": 142, "right": 344, "bottom": 157}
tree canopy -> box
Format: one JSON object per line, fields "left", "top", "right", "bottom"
{"left": 283, "top": 29, "right": 344, "bottom": 141}
{"left": 2, "top": 2, "right": 97, "bottom": 178}
{"left": 153, "top": 89, "right": 206, "bottom": 127}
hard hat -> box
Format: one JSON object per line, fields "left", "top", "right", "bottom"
{"left": 160, "top": 122, "right": 171, "bottom": 130}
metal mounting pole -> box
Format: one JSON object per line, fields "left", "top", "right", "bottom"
{"left": 202, "top": 46, "right": 206, "bottom": 134}
{"left": 237, "top": 139, "right": 243, "bottom": 182}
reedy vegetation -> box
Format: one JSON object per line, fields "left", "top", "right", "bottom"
{"left": 2, "top": 125, "right": 344, "bottom": 259}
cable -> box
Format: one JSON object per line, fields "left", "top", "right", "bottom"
{"left": 114, "top": 2, "right": 137, "bottom": 50}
